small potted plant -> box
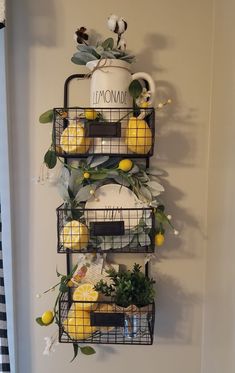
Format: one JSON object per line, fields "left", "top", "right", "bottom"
{"left": 72, "top": 15, "right": 155, "bottom": 110}
{"left": 94, "top": 263, "right": 155, "bottom": 337}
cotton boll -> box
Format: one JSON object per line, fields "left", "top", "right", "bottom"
{"left": 107, "top": 14, "right": 119, "bottom": 32}
{"left": 117, "top": 17, "right": 127, "bottom": 34}
{"left": 118, "top": 38, "right": 127, "bottom": 50}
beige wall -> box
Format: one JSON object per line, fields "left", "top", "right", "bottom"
{"left": 203, "top": 1, "right": 235, "bottom": 372}
{"left": 8, "top": 0, "right": 213, "bottom": 372}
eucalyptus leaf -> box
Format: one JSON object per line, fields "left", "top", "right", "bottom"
{"left": 80, "top": 346, "right": 96, "bottom": 355}
{"left": 150, "top": 200, "right": 159, "bottom": 208}
{"left": 139, "top": 185, "right": 153, "bottom": 202}
{"left": 71, "top": 55, "right": 87, "bottom": 65}
{"left": 96, "top": 45, "right": 104, "bottom": 54}
{"left": 44, "top": 150, "right": 57, "bottom": 169}
{"left": 138, "top": 233, "right": 151, "bottom": 246}
{"left": 100, "top": 51, "right": 116, "bottom": 59}
{"left": 39, "top": 109, "right": 53, "bottom": 123}
{"left": 101, "top": 157, "right": 121, "bottom": 168}
{"left": 102, "top": 38, "right": 114, "bottom": 50}
{"left": 128, "top": 164, "right": 139, "bottom": 174}
{"left": 59, "top": 166, "right": 70, "bottom": 189}
{"left": 100, "top": 234, "right": 134, "bottom": 250}
{"left": 113, "top": 176, "right": 130, "bottom": 187}
{"left": 75, "top": 184, "right": 97, "bottom": 203}
{"left": 129, "top": 80, "right": 143, "bottom": 99}
{"left": 77, "top": 45, "right": 100, "bottom": 58}
{"left": 90, "top": 156, "right": 109, "bottom": 168}
{"left": 147, "top": 181, "right": 164, "bottom": 195}
{"left": 36, "top": 317, "right": 45, "bottom": 326}
{"left": 69, "top": 169, "right": 84, "bottom": 196}
{"left": 57, "top": 183, "right": 70, "bottom": 202}
{"left": 106, "top": 170, "right": 119, "bottom": 177}
{"left": 90, "top": 173, "right": 107, "bottom": 180}
{"left": 86, "top": 155, "right": 94, "bottom": 165}
{"left": 70, "top": 343, "right": 79, "bottom": 363}
{"left": 76, "top": 52, "right": 98, "bottom": 63}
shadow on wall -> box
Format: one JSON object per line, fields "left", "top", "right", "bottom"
{"left": 135, "top": 33, "right": 199, "bottom": 168}
{"left": 154, "top": 272, "right": 200, "bottom": 344}
{"left": 135, "top": 33, "right": 204, "bottom": 260}
{"left": 27, "top": 0, "right": 58, "bottom": 46}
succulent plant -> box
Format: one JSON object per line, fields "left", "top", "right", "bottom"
{"left": 71, "top": 15, "right": 135, "bottom": 65}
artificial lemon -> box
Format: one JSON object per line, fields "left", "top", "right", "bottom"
{"left": 118, "top": 159, "right": 133, "bottom": 172}
{"left": 73, "top": 283, "right": 99, "bottom": 311}
{"left": 60, "top": 122, "right": 91, "bottom": 154}
{"left": 155, "top": 233, "right": 165, "bottom": 246}
{"left": 83, "top": 172, "right": 90, "bottom": 179}
{"left": 126, "top": 117, "right": 152, "bottom": 154}
{"left": 139, "top": 101, "right": 149, "bottom": 108}
{"left": 41, "top": 310, "right": 54, "bottom": 325}
{"left": 60, "top": 220, "right": 89, "bottom": 250}
{"left": 63, "top": 309, "right": 96, "bottom": 340}
{"left": 84, "top": 109, "right": 98, "bottom": 120}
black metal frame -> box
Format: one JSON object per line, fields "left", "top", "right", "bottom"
{"left": 54, "top": 74, "right": 155, "bottom": 345}
{"left": 59, "top": 293, "right": 155, "bottom": 345}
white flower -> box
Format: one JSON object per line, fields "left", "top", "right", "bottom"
{"left": 117, "top": 17, "right": 127, "bottom": 34}
{"left": 136, "top": 88, "right": 152, "bottom": 108}
{"left": 107, "top": 14, "right": 119, "bottom": 32}
{"left": 43, "top": 332, "right": 59, "bottom": 356}
{"left": 107, "top": 14, "right": 127, "bottom": 35}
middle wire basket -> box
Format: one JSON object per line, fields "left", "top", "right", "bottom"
{"left": 56, "top": 205, "right": 155, "bottom": 253}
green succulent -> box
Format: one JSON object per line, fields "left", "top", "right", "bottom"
{"left": 94, "top": 264, "right": 155, "bottom": 308}
{"left": 71, "top": 38, "right": 135, "bottom": 65}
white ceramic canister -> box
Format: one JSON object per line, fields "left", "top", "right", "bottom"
{"left": 86, "top": 59, "right": 155, "bottom": 154}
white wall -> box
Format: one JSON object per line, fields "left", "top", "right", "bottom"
{"left": 202, "top": 1, "right": 235, "bottom": 372}
{"left": 7, "top": 0, "right": 213, "bottom": 372}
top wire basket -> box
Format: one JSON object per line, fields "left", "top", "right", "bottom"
{"left": 53, "top": 107, "right": 155, "bottom": 158}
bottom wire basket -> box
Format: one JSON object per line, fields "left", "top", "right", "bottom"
{"left": 59, "top": 292, "right": 155, "bottom": 345}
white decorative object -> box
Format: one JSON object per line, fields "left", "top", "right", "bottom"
{"left": 85, "top": 183, "right": 144, "bottom": 229}
{"left": 86, "top": 59, "right": 155, "bottom": 153}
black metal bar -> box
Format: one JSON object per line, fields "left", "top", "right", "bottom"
{"left": 63, "top": 74, "right": 87, "bottom": 109}
{"left": 145, "top": 261, "right": 149, "bottom": 278}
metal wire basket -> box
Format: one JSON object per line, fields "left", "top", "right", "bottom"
{"left": 56, "top": 204, "right": 155, "bottom": 254}
{"left": 59, "top": 292, "right": 155, "bottom": 345}
{"left": 53, "top": 107, "right": 155, "bottom": 158}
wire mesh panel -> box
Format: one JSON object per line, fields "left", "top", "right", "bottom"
{"left": 56, "top": 205, "right": 155, "bottom": 253}
{"left": 53, "top": 107, "right": 155, "bottom": 158}
{"left": 59, "top": 293, "right": 155, "bottom": 345}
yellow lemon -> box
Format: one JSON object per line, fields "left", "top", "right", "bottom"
{"left": 41, "top": 310, "right": 54, "bottom": 325}
{"left": 60, "top": 122, "right": 91, "bottom": 154}
{"left": 84, "top": 109, "right": 98, "bottom": 120}
{"left": 73, "top": 283, "right": 99, "bottom": 311}
{"left": 63, "top": 309, "right": 96, "bottom": 340}
{"left": 118, "top": 159, "right": 133, "bottom": 172}
{"left": 155, "top": 233, "right": 165, "bottom": 246}
{"left": 83, "top": 172, "right": 90, "bottom": 179}
{"left": 60, "top": 220, "right": 89, "bottom": 250}
{"left": 126, "top": 117, "right": 152, "bottom": 154}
